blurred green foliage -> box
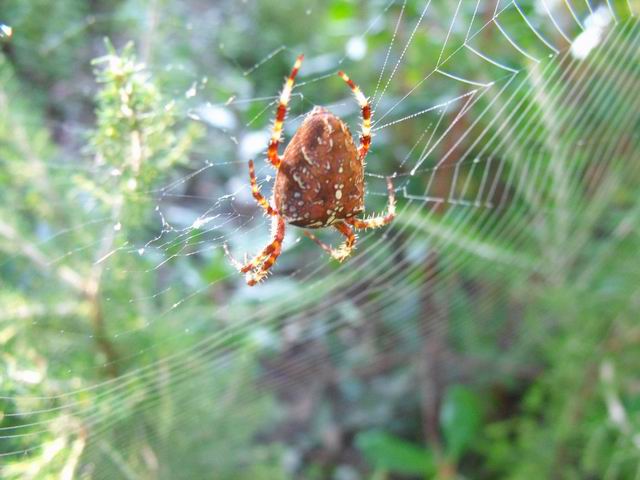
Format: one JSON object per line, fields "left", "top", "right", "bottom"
{"left": 1, "top": 0, "right": 640, "bottom": 479}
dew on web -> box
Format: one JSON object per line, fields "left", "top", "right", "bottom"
{"left": 0, "top": 23, "right": 12, "bottom": 39}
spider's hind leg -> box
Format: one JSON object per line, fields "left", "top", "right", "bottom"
{"left": 305, "top": 221, "right": 356, "bottom": 263}
{"left": 346, "top": 177, "right": 396, "bottom": 230}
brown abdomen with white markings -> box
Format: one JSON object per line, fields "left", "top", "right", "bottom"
{"left": 274, "top": 107, "right": 364, "bottom": 228}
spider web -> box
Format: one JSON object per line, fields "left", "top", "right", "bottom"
{"left": 2, "top": 0, "right": 640, "bottom": 477}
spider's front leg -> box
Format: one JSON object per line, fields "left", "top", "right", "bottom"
{"left": 225, "top": 216, "right": 286, "bottom": 286}
{"left": 346, "top": 177, "right": 396, "bottom": 230}
{"left": 267, "top": 54, "right": 303, "bottom": 169}
{"left": 304, "top": 222, "right": 356, "bottom": 263}
{"left": 338, "top": 70, "right": 371, "bottom": 162}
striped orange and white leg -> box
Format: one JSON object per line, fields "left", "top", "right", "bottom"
{"left": 338, "top": 70, "right": 372, "bottom": 161}
{"left": 267, "top": 54, "right": 304, "bottom": 169}
{"left": 244, "top": 216, "right": 286, "bottom": 286}
{"left": 223, "top": 216, "right": 286, "bottom": 285}
{"left": 346, "top": 177, "right": 396, "bottom": 230}
{"left": 247, "top": 159, "right": 276, "bottom": 216}
{"left": 305, "top": 221, "right": 356, "bottom": 262}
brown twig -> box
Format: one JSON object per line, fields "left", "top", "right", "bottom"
{"left": 0, "top": 219, "right": 121, "bottom": 377}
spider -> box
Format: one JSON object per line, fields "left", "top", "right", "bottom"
{"left": 226, "top": 54, "right": 395, "bottom": 286}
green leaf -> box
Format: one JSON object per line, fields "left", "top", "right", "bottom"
{"left": 328, "top": 0, "right": 355, "bottom": 20}
{"left": 355, "top": 430, "right": 434, "bottom": 475}
{"left": 440, "top": 385, "right": 483, "bottom": 460}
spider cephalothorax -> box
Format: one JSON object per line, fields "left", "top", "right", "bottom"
{"left": 226, "top": 55, "right": 395, "bottom": 286}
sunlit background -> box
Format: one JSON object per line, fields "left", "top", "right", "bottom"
{"left": 1, "top": 0, "right": 640, "bottom": 478}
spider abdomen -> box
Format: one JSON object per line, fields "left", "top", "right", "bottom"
{"left": 274, "top": 107, "right": 364, "bottom": 228}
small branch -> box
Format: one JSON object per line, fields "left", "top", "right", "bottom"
{"left": 0, "top": 218, "right": 121, "bottom": 377}
{"left": 86, "top": 288, "right": 120, "bottom": 378}
{"left": 0, "top": 301, "right": 86, "bottom": 322}
{"left": 0, "top": 220, "right": 85, "bottom": 293}
{"left": 85, "top": 193, "right": 125, "bottom": 378}
{"left": 418, "top": 255, "right": 447, "bottom": 461}
{"left": 84, "top": 118, "right": 145, "bottom": 377}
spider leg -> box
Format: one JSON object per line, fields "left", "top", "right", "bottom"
{"left": 305, "top": 221, "right": 357, "bottom": 263}
{"left": 224, "top": 216, "right": 285, "bottom": 284}
{"left": 224, "top": 161, "right": 277, "bottom": 273}
{"left": 247, "top": 159, "right": 277, "bottom": 216}
{"left": 245, "top": 215, "right": 286, "bottom": 286}
{"left": 223, "top": 244, "right": 263, "bottom": 275}
{"left": 346, "top": 177, "right": 396, "bottom": 230}
{"left": 338, "top": 70, "right": 371, "bottom": 162}
{"left": 268, "top": 54, "right": 304, "bottom": 170}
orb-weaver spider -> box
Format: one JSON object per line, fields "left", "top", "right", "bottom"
{"left": 226, "top": 54, "right": 395, "bottom": 286}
